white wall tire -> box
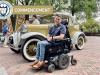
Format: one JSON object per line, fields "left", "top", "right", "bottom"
{"left": 22, "top": 38, "right": 41, "bottom": 62}
{"left": 75, "top": 36, "right": 85, "bottom": 50}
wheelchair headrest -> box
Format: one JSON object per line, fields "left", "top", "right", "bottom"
{"left": 61, "top": 20, "right": 68, "bottom": 26}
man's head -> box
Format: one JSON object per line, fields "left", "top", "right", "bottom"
{"left": 54, "top": 15, "right": 62, "bottom": 25}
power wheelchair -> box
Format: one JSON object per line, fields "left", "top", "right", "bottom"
{"left": 39, "top": 26, "right": 76, "bottom": 72}
{"left": 33, "top": 24, "right": 77, "bottom": 72}
{"left": 42, "top": 22, "right": 77, "bottom": 72}
{"left": 44, "top": 38, "right": 77, "bottom": 73}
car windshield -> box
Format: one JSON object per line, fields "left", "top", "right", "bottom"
{"left": 28, "top": 14, "right": 70, "bottom": 25}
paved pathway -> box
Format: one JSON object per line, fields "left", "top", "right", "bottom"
{"left": 0, "top": 36, "right": 100, "bottom": 75}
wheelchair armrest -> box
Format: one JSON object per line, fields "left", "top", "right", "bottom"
{"left": 49, "top": 38, "right": 71, "bottom": 43}
{"left": 62, "top": 38, "right": 70, "bottom": 41}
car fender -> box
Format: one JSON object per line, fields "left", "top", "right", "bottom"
{"left": 21, "top": 32, "right": 46, "bottom": 39}
{"left": 71, "top": 31, "right": 86, "bottom": 44}
{"left": 17, "top": 32, "right": 46, "bottom": 51}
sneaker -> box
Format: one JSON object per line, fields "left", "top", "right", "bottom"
{"left": 32, "top": 61, "right": 44, "bottom": 69}
{"left": 31, "top": 60, "right": 39, "bottom": 67}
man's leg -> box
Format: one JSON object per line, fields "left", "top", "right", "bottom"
{"left": 38, "top": 40, "right": 50, "bottom": 61}
{"left": 3, "top": 34, "right": 8, "bottom": 47}
{"left": 36, "top": 41, "right": 41, "bottom": 60}
{"left": 32, "top": 40, "right": 50, "bottom": 69}
{"left": 31, "top": 41, "right": 41, "bottom": 66}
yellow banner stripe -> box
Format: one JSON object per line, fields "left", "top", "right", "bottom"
{"left": 13, "top": 6, "right": 53, "bottom": 15}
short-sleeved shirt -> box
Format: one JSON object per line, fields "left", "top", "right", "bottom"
{"left": 49, "top": 24, "right": 66, "bottom": 37}
{"left": 2, "top": 24, "right": 9, "bottom": 35}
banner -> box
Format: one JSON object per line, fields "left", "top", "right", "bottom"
{"left": 13, "top": 6, "right": 53, "bottom": 15}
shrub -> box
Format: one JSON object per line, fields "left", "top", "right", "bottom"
{"left": 80, "top": 18, "right": 100, "bottom": 33}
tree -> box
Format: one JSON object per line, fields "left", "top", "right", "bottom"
{"left": 49, "top": 0, "right": 69, "bottom": 12}
{"left": 71, "top": 0, "right": 83, "bottom": 16}
{"left": 70, "top": 0, "right": 97, "bottom": 19}
{"left": 84, "top": 0, "right": 97, "bottom": 19}
{"left": 6, "top": 0, "right": 17, "bottom": 31}
{"left": 6, "top": 0, "right": 69, "bottom": 30}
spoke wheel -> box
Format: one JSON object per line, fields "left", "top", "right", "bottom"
{"left": 75, "top": 36, "right": 85, "bottom": 50}
{"left": 22, "top": 38, "right": 40, "bottom": 61}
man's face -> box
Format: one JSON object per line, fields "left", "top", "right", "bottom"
{"left": 54, "top": 16, "right": 62, "bottom": 25}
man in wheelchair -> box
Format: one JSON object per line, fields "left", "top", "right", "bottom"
{"left": 31, "top": 15, "right": 76, "bottom": 71}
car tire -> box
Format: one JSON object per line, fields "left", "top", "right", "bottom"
{"left": 21, "top": 37, "right": 43, "bottom": 62}
{"left": 10, "top": 48, "right": 20, "bottom": 54}
{"left": 75, "top": 35, "right": 85, "bottom": 50}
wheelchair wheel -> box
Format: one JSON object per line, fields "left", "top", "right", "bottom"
{"left": 58, "top": 54, "right": 70, "bottom": 69}
{"left": 47, "top": 64, "right": 55, "bottom": 73}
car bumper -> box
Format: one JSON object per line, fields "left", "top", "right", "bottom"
{"left": 8, "top": 36, "right": 20, "bottom": 51}
{"left": 8, "top": 43, "right": 20, "bottom": 51}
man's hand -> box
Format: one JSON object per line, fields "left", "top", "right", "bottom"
{"left": 47, "top": 37, "right": 52, "bottom": 41}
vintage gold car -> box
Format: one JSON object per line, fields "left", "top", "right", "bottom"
{"left": 8, "top": 12, "right": 86, "bottom": 61}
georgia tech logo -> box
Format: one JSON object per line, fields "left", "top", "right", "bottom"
{"left": 0, "top": 1, "right": 12, "bottom": 19}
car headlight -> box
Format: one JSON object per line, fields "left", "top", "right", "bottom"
{"left": 22, "top": 28, "right": 28, "bottom": 33}
{"left": 21, "top": 25, "right": 28, "bottom": 33}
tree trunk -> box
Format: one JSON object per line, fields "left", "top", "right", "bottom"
{"left": 10, "top": 15, "right": 16, "bottom": 31}
{"left": 25, "top": 0, "right": 29, "bottom": 20}
{"left": 25, "top": 15, "right": 29, "bottom": 20}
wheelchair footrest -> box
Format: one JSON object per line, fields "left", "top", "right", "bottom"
{"left": 67, "top": 53, "right": 77, "bottom": 65}
{"left": 67, "top": 53, "right": 73, "bottom": 57}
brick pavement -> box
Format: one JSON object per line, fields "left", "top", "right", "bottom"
{"left": 0, "top": 36, "right": 100, "bottom": 75}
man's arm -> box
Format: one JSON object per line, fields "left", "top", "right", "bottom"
{"left": 47, "top": 34, "right": 65, "bottom": 41}
{"left": 53, "top": 25, "right": 66, "bottom": 40}
{"left": 53, "top": 34, "right": 65, "bottom": 40}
